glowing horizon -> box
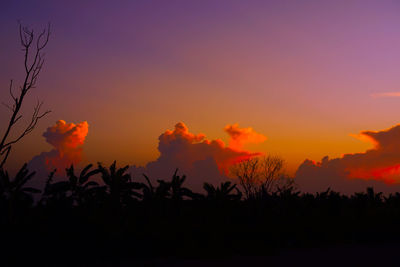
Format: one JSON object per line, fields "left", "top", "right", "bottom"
{"left": 2, "top": 1, "right": 400, "bottom": 193}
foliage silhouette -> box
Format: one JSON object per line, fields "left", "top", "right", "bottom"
{"left": 40, "top": 164, "right": 101, "bottom": 208}
{"left": 0, "top": 164, "right": 39, "bottom": 223}
{"left": 203, "top": 181, "right": 242, "bottom": 201}
{"left": 98, "top": 161, "right": 142, "bottom": 209}
{"left": 2, "top": 162, "right": 400, "bottom": 265}
{"left": 140, "top": 169, "right": 198, "bottom": 201}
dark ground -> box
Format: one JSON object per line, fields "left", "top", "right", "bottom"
{"left": 33, "top": 243, "right": 400, "bottom": 267}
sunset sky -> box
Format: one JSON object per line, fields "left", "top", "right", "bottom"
{"left": 2, "top": 1, "right": 400, "bottom": 192}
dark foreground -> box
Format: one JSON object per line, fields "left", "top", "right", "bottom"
{"left": 4, "top": 242, "right": 400, "bottom": 266}
{"left": 2, "top": 164, "right": 400, "bottom": 266}
{"left": 133, "top": 244, "right": 400, "bottom": 267}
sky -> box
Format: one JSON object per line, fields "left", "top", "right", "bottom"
{"left": 2, "top": 1, "right": 400, "bottom": 192}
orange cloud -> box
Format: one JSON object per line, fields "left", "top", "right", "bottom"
{"left": 43, "top": 120, "right": 88, "bottom": 152}
{"left": 224, "top": 123, "right": 267, "bottom": 150}
{"left": 295, "top": 124, "right": 400, "bottom": 194}
{"left": 131, "top": 122, "right": 266, "bottom": 190}
{"left": 29, "top": 120, "right": 89, "bottom": 173}
{"left": 157, "top": 122, "right": 264, "bottom": 173}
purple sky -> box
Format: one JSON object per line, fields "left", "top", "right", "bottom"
{"left": 2, "top": 1, "right": 400, "bottom": 192}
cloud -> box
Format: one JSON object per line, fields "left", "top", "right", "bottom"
{"left": 295, "top": 124, "right": 400, "bottom": 194}
{"left": 371, "top": 92, "right": 400, "bottom": 98}
{"left": 224, "top": 123, "right": 267, "bottom": 150}
{"left": 131, "top": 122, "right": 266, "bottom": 190}
{"left": 28, "top": 120, "right": 89, "bottom": 175}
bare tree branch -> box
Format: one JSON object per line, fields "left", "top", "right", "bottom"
{"left": 9, "top": 80, "right": 16, "bottom": 104}
{"left": 0, "top": 23, "right": 51, "bottom": 169}
{"left": 230, "top": 155, "right": 287, "bottom": 200}
{"left": 0, "top": 146, "right": 11, "bottom": 169}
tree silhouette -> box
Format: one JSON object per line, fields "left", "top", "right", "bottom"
{"left": 65, "top": 164, "right": 101, "bottom": 206}
{"left": 169, "top": 169, "right": 196, "bottom": 201}
{"left": 97, "top": 161, "right": 142, "bottom": 209}
{"left": 203, "top": 181, "right": 241, "bottom": 201}
{"left": 140, "top": 173, "right": 171, "bottom": 201}
{"left": 230, "top": 155, "right": 288, "bottom": 199}
{"left": 0, "top": 23, "right": 51, "bottom": 168}
{"left": 141, "top": 169, "right": 197, "bottom": 202}
{"left": 39, "top": 164, "right": 102, "bottom": 209}
{"left": 40, "top": 168, "right": 71, "bottom": 208}
{"left": 0, "top": 164, "right": 40, "bottom": 223}
{"left": 0, "top": 162, "right": 399, "bottom": 264}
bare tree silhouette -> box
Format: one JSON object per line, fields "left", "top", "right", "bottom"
{"left": 230, "top": 155, "right": 288, "bottom": 199}
{"left": 0, "top": 23, "right": 51, "bottom": 168}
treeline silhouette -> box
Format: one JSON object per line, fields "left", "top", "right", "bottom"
{"left": 2, "top": 161, "right": 400, "bottom": 265}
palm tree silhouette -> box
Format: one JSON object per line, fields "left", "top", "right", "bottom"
{"left": 65, "top": 164, "right": 100, "bottom": 206}
{"left": 0, "top": 164, "right": 40, "bottom": 223}
{"left": 97, "top": 161, "right": 142, "bottom": 208}
{"left": 203, "top": 181, "right": 241, "bottom": 201}
{"left": 40, "top": 164, "right": 100, "bottom": 207}
{"left": 140, "top": 169, "right": 197, "bottom": 201}
{"left": 169, "top": 169, "right": 196, "bottom": 201}
{"left": 140, "top": 173, "right": 170, "bottom": 201}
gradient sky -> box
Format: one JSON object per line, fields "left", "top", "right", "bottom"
{"left": 2, "top": 0, "right": 400, "bottom": 176}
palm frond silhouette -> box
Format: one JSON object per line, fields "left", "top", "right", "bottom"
{"left": 98, "top": 161, "right": 142, "bottom": 208}
{"left": 0, "top": 164, "right": 40, "bottom": 223}
{"left": 40, "top": 164, "right": 101, "bottom": 208}
{"left": 203, "top": 181, "right": 241, "bottom": 201}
